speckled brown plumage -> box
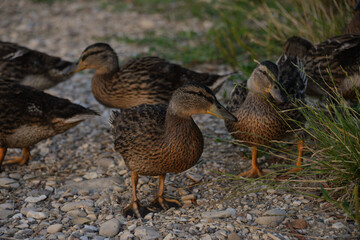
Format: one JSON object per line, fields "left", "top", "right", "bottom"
{"left": 280, "top": 35, "right": 360, "bottom": 101}
{"left": 0, "top": 41, "right": 75, "bottom": 90}
{"left": 225, "top": 61, "right": 306, "bottom": 177}
{"left": 0, "top": 78, "right": 98, "bottom": 170}
{"left": 110, "top": 82, "right": 236, "bottom": 218}
{"left": 75, "top": 43, "right": 235, "bottom": 108}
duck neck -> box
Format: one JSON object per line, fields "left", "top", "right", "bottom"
{"left": 164, "top": 107, "right": 197, "bottom": 134}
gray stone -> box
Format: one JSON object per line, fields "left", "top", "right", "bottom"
{"left": 0, "top": 177, "right": 19, "bottom": 188}
{"left": 21, "top": 207, "right": 38, "bottom": 215}
{"left": 255, "top": 209, "right": 286, "bottom": 227}
{"left": 201, "top": 208, "right": 234, "bottom": 219}
{"left": 47, "top": 224, "right": 63, "bottom": 234}
{"left": 0, "top": 203, "right": 14, "bottom": 210}
{"left": 25, "top": 195, "right": 47, "bottom": 203}
{"left": 120, "top": 230, "right": 134, "bottom": 240}
{"left": 26, "top": 210, "right": 48, "bottom": 219}
{"left": 228, "top": 232, "right": 241, "bottom": 240}
{"left": 0, "top": 209, "right": 14, "bottom": 219}
{"left": 72, "top": 217, "right": 91, "bottom": 225}
{"left": 134, "top": 226, "right": 160, "bottom": 240}
{"left": 99, "top": 218, "right": 121, "bottom": 237}
{"left": 332, "top": 222, "right": 345, "bottom": 229}
{"left": 60, "top": 201, "right": 94, "bottom": 212}
{"left": 83, "top": 172, "right": 98, "bottom": 180}
{"left": 59, "top": 177, "right": 123, "bottom": 194}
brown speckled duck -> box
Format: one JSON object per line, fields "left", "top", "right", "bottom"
{"left": 0, "top": 78, "right": 98, "bottom": 170}
{"left": 279, "top": 35, "right": 360, "bottom": 101}
{"left": 0, "top": 41, "right": 75, "bottom": 90}
{"left": 75, "top": 43, "right": 235, "bottom": 108}
{"left": 225, "top": 61, "right": 306, "bottom": 178}
{"left": 110, "top": 82, "right": 236, "bottom": 218}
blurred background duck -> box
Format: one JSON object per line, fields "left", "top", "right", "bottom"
{"left": 279, "top": 35, "right": 360, "bottom": 102}
{"left": 75, "top": 43, "right": 236, "bottom": 108}
{"left": 0, "top": 41, "right": 76, "bottom": 90}
{"left": 110, "top": 82, "right": 236, "bottom": 218}
{"left": 0, "top": 77, "right": 98, "bottom": 170}
{"left": 225, "top": 61, "right": 306, "bottom": 178}
{"left": 343, "top": 0, "right": 360, "bottom": 34}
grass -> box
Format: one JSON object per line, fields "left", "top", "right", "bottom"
{"left": 115, "top": 30, "right": 222, "bottom": 67}
{"left": 212, "top": 0, "right": 354, "bottom": 74}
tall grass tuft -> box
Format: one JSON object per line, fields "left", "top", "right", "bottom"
{"left": 212, "top": 0, "right": 353, "bottom": 74}
{"left": 300, "top": 91, "right": 360, "bottom": 227}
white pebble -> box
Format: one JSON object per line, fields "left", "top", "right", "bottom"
{"left": 26, "top": 210, "right": 48, "bottom": 219}
{"left": 25, "top": 195, "right": 47, "bottom": 203}
{"left": 47, "top": 224, "right": 63, "bottom": 234}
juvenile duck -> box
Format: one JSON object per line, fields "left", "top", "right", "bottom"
{"left": 75, "top": 43, "right": 235, "bottom": 108}
{"left": 225, "top": 61, "right": 306, "bottom": 178}
{"left": 0, "top": 78, "right": 98, "bottom": 170}
{"left": 279, "top": 35, "right": 360, "bottom": 101}
{"left": 110, "top": 82, "right": 236, "bottom": 218}
{"left": 0, "top": 41, "right": 75, "bottom": 90}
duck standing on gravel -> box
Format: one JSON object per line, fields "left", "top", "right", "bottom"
{"left": 0, "top": 41, "right": 76, "bottom": 90}
{"left": 225, "top": 61, "right": 306, "bottom": 178}
{"left": 110, "top": 82, "right": 237, "bottom": 218}
{"left": 279, "top": 35, "right": 360, "bottom": 102}
{"left": 0, "top": 78, "right": 98, "bottom": 170}
{"left": 74, "top": 42, "right": 236, "bottom": 108}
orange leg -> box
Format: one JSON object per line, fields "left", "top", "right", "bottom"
{"left": 3, "top": 147, "right": 32, "bottom": 165}
{"left": 238, "top": 146, "right": 262, "bottom": 178}
{"left": 286, "top": 140, "right": 303, "bottom": 174}
{"left": 123, "top": 171, "right": 151, "bottom": 218}
{"left": 149, "top": 174, "right": 181, "bottom": 210}
{"left": 0, "top": 147, "right": 8, "bottom": 171}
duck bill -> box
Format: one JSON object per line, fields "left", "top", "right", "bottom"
{"left": 74, "top": 60, "right": 86, "bottom": 73}
{"left": 206, "top": 101, "right": 237, "bottom": 122}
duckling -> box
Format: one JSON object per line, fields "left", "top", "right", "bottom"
{"left": 110, "top": 82, "right": 236, "bottom": 218}
{"left": 0, "top": 78, "right": 98, "bottom": 170}
{"left": 279, "top": 35, "right": 360, "bottom": 101}
{"left": 75, "top": 43, "right": 235, "bottom": 108}
{"left": 0, "top": 41, "right": 75, "bottom": 90}
{"left": 225, "top": 61, "right": 306, "bottom": 177}
{"left": 344, "top": 1, "right": 360, "bottom": 34}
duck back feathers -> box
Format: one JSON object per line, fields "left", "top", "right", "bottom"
{"left": 0, "top": 78, "right": 98, "bottom": 148}
{"left": 0, "top": 41, "right": 75, "bottom": 90}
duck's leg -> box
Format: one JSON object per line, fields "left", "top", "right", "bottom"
{"left": 149, "top": 174, "right": 182, "bottom": 210}
{"left": 123, "top": 171, "right": 151, "bottom": 218}
{"left": 286, "top": 140, "right": 303, "bottom": 174}
{"left": 238, "top": 146, "right": 262, "bottom": 178}
{"left": 0, "top": 148, "right": 8, "bottom": 171}
{"left": 3, "top": 147, "right": 32, "bottom": 165}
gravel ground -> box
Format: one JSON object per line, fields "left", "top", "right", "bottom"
{"left": 0, "top": 1, "right": 359, "bottom": 239}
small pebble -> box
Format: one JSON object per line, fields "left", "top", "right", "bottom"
{"left": 47, "top": 224, "right": 63, "bottom": 234}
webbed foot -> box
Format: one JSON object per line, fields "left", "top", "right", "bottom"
{"left": 123, "top": 200, "right": 152, "bottom": 218}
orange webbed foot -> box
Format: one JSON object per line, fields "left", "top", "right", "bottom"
{"left": 123, "top": 200, "right": 153, "bottom": 218}
{"left": 3, "top": 148, "right": 31, "bottom": 166}
{"left": 149, "top": 196, "right": 182, "bottom": 210}
{"left": 237, "top": 166, "right": 263, "bottom": 178}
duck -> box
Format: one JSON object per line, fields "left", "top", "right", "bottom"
{"left": 0, "top": 77, "right": 98, "bottom": 170}
{"left": 225, "top": 61, "right": 306, "bottom": 178}
{"left": 74, "top": 43, "right": 236, "bottom": 108}
{"left": 110, "top": 82, "right": 237, "bottom": 218}
{"left": 0, "top": 41, "right": 76, "bottom": 90}
{"left": 278, "top": 35, "right": 360, "bottom": 102}
{"left": 343, "top": 0, "right": 360, "bottom": 34}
